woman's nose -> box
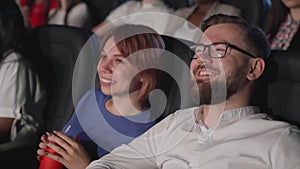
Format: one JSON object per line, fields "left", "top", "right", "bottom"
{"left": 99, "top": 59, "right": 113, "bottom": 73}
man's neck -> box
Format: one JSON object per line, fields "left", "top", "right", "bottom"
{"left": 201, "top": 103, "right": 225, "bottom": 128}
{"left": 202, "top": 92, "right": 251, "bottom": 128}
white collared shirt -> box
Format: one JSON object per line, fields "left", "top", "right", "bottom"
{"left": 87, "top": 106, "right": 300, "bottom": 169}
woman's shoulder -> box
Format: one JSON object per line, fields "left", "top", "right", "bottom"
{"left": 0, "top": 51, "right": 30, "bottom": 73}
{"left": 1, "top": 51, "right": 23, "bottom": 63}
{"left": 71, "top": 2, "right": 88, "bottom": 11}
{"left": 78, "top": 89, "right": 110, "bottom": 103}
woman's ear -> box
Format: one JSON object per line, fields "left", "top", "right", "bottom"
{"left": 137, "top": 78, "right": 151, "bottom": 101}
{"left": 247, "top": 58, "right": 265, "bottom": 81}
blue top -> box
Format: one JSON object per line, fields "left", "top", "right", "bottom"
{"left": 62, "top": 89, "right": 156, "bottom": 158}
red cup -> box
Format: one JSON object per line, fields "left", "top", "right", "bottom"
{"left": 39, "top": 139, "right": 64, "bottom": 169}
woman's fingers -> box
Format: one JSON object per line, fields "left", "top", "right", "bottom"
{"left": 41, "top": 132, "right": 47, "bottom": 142}
{"left": 36, "top": 148, "right": 46, "bottom": 157}
{"left": 45, "top": 131, "right": 80, "bottom": 159}
{"left": 43, "top": 151, "right": 66, "bottom": 164}
{"left": 39, "top": 141, "right": 47, "bottom": 149}
{"left": 53, "top": 130, "right": 78, "bottom": 147}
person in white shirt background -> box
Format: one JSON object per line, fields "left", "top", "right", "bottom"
{"left": 169, "top": 0, "right": 241, "bottom": 42}
{"left": 86, "top": 14, "right": 300, "bottom": 169}
{"left": 92, "top": 0, "right": 174, "bottom": 35}
{"left": 48, "top": 0, "right": 90, "bottom": 28}
{"left": 0, "top": 0, "right": 46, "bottom": 145}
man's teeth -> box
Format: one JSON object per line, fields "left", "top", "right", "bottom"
{"left": 101, "top": 78, "right": 113, "bottom": 83}
{"left": 199, "top": 71, "right": 210, "bottom": 76}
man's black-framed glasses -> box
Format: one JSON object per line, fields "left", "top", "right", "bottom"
{"left": 190, "top": 42, "right": 257, "bottom": 59}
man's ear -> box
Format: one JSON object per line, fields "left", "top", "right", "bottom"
{"left": 247, "top": 58, "right": 265, "bottom": 81}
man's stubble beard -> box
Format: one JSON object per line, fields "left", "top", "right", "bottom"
{"left": 191, "top": 65, "right": 248, "bottom": 106}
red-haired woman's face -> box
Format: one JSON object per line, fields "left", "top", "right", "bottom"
{"left": 97, "top": 36, "right": 140, "bottom": 96}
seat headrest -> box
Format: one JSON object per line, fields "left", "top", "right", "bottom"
{"left": 267, "top": 50, "right": 300, "bottom": 83}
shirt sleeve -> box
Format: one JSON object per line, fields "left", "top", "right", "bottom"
{"left": 61, "top": 112, "right": 96, "bottom": 142}
{"left": 271, "top": 126, "right": 300, "bottom": 169}
{"left": 62, "top": 90, "right": 97, "bottom": 141}
{"left": 61, "top": 113, "right": 81, "bottom": 138}
{"left": 67, "top": 3, "right": 89, "bottom": 27}
{"left": 0, "top": 58, "right": 22, "bottom": 118}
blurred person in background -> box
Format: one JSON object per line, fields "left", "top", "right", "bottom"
{"left": 168, "top": 0, "right": 241, "bottom": 42}
{"left": 48, "top": 0, "right": 91, "bottom": 28}
{"left": 263, "top": 0, "right": 300, "bottom": 50}
{"left": 0, "top": 0, "right": 46, "bottom": 144}
{"left": 17, "top": 0, "right": 59, "bottom": 28}
{"left": 91, "top": 0, "right": 174, "bottom": 35}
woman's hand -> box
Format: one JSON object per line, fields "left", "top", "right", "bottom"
{"left": 36, "top": 133, "right": 49, "bottom": 161}
{"left": 37, "top": 131, "right": 92, "bottom": 169}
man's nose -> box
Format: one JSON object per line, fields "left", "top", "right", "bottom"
{"left": 195, "top": 52, "right": 213, "bottom": 65}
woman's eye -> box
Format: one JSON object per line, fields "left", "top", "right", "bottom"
{"left": 100, "top": 53, "right": 106, "bottom": 59}
{"left": 115, "top": 59, "right": 124, "bottom": 64}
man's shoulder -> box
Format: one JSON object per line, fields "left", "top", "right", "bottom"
{"left": 243, "top": 113, "right": 300, "bottom": 137}
{"left": 166, "top": 106, "right": 197, "bottom": 123}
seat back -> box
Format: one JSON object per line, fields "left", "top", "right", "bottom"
{"left": 266, "top": 50, "right": 300, "bottom": 127}
{"left": 25, "top": 25, "right": 93, "bottom": 132}
{"left": 251, "top": 26, "right": 300, "bottom": 127}
{"left": 153, "top": 35, "right": 196, "bottom": 122}
{"left": 221, "top": 0, "right": 264, "bottom": 27}
{"left": 252, "top": 47, "right": 300, "bottom": 127}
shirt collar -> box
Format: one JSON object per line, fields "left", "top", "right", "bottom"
{"left": 287, "top": 13, "right": 300, "bottom": 26}
{"left": 193, "top": 106, "right": 260, "bottom": 128}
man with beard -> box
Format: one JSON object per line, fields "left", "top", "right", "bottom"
{"left": 86, "top": 14, "right": 300, "bottom": 169}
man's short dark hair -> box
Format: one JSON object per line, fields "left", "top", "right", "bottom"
{"left": 201, "top": 14, "right": 271, "bottom": 60}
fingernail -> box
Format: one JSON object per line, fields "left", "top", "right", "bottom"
{"left": 46, "top": 132, "right": 52, "bottom": 136}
